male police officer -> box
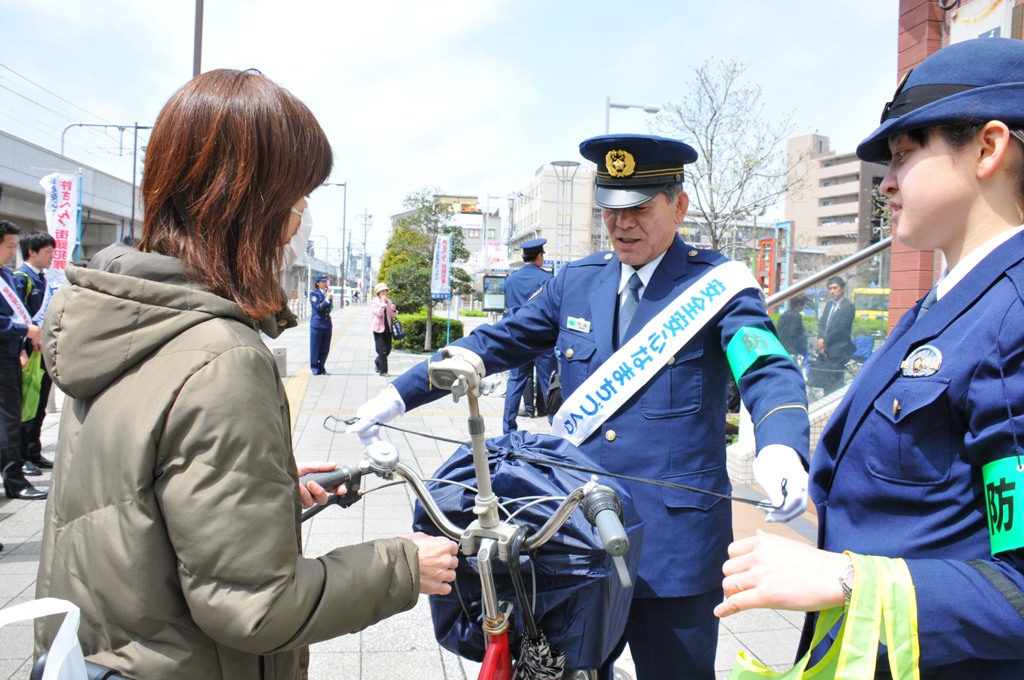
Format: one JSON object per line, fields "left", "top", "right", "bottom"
{"left": 349, "top": 134, "right": 810, "bottom": 679}
{"left": 502, "top": 238, "right": 557, "bottom": 432}
{"left": 309, "top": 273, "right": 333, "bottom": 375}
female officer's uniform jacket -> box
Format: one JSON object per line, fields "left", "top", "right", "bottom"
{"left": 810, "top": 232, "right": 1024, "bottom": 677}
{"left": 392, "top": 235, "right": 809, "bottom": 597}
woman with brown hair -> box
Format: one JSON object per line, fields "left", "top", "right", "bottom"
{"left": 33, "top": 69, "right": 456, "bottom": 680}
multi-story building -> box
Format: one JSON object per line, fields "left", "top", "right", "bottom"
{"left": 507, "top": 164, "right": 597, "bottom": 272}
{"left": 785, "top": 133, "right": 888, "bottom": 259}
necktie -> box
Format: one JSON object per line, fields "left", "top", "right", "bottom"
{"left": 39, "top": 271, "right": 46, "bottom": 292}
{"left": 618, "top": 273, "right": 642, "bottom": 345}
{"left": 916, "top": 286, "right": 938, "bottom": 322}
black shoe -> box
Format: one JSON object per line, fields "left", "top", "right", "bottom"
{"left": 29, "top": 457, "right": 54, "bottom": 469}
{"left": 517, "top": 409, "right": 536, "bottom": 418}
{"left": 22, "top": 460, "right": 41, "bottom": 476}
{"left": 5, "top": 485, "right": 47, "bottom": 500}
{"left": 319, "top": 370, "right": 330, "bottom": 376}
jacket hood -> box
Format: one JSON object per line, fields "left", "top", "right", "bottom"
{"left": 44, "top": 243, "right": 257, "bottom": 399}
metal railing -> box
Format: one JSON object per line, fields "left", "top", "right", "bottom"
{"left": 766, "top": 237, "right": 892, "bottom": 309}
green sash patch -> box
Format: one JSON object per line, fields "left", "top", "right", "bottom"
{"left": 726, "top": 327, "right": 790, "bottom": 383}
{"left": 982, "top": 457, "right": 1024, "bottom": 556}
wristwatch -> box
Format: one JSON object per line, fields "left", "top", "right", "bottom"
{"left": 839, "top": 560, "right": 855, "bottom": 604}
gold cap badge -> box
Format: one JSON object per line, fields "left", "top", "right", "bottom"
{"left": 605, "top": 149, "right": 636, "bottom": 178}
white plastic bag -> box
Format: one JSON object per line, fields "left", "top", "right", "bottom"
{"left": 0, "top": 597, "right": 86, "bottom": 680}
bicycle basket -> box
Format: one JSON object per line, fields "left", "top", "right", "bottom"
{"left": 411, "top": 430, "right": 644, "bottom": 669}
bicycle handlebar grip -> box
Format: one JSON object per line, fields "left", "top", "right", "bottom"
{"left": 582, "top": 485, "right": 629, "bottom": 558}
{"left": 300, "top": 467, "right": 353, "bottom": 490}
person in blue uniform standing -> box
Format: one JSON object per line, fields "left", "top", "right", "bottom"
{"left": 501, "top": 238, "right": 557, "bottom": 432}
{"left": 309, "top": 272, "right": 333, "bottom": 375}
{"left": 14, "top": 231, "right": 57, "bottom": 475}
{"left": 715, "top": 38, "right": 1024, "bottom": 678}
{"left": 350, "top": 134, "right": 810, "bottom": 680}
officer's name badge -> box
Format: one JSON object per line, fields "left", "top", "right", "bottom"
{"left": 566, "top": 316, "right": 591, "bottom": 333}
{"left": 900, "top": 344, "right": 942, "bottom": 377}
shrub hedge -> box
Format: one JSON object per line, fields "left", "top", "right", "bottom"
{"left": 392, "top": 314, "right": 465, "bottom": 352}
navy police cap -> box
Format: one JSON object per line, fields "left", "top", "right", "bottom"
{"left": 521, "top": 238, "right": 546, "bottom": 256}
{"left": 579, "top": 134, "right": 697, "bottom": 209}
{"left": 857, "top": 38, "right": 1024, "bottom": 163}
{"left": 315, "top": 273, "right": 330, "bottom": 282}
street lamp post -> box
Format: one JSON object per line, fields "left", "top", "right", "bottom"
{"left": 551, "top": 161, "right": 580, "bottom": 274}
{"left": 61, "top": 122, "right": 153, "bottom": 241}
{"left": 322, "top": 182, "right": 347, "bottom": 292}
{"left": 604, "top": 97, "right": 661, "bottom": 134}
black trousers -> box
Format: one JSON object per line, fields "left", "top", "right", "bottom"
{"left": 20, "top": 367, "right": 51, "bottom": 462}
{"left": 373, "top": 329, "right": 392, "bottom": 375}
{"left": 0, "top": 354, "right": 30, "bottom": 493}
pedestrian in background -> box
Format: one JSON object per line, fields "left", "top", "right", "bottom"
{"left": 309, "top": 272, "right": 333, "bottom": 375}
{"left": 0, "top": 220, "right": 46, "bottom": 501}
{"left": 14, "top": 230, "right": 57, "bottom": 474}
{"left": 33, "top": 68, "right": 457, "bottom": 680}
{"left": 501, "top": 237, "right": 557, "bottom": 432}
{"left": 777, "top": 292, "right": 809, "bottom": 363}
{"left": 812, "top": 275, "right": 854, "bottom": 394}
{"left": 716, "top": 38, "right": 1024, "bottom": 677}
{"left": 350, "top": 134, "right": 810, "bottom": 680}
{"left": 371, "top": 281, "right": 397, "bottom": 377}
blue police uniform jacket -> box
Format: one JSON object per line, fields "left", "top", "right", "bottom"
{"left": 392, "top": 236, "right": 809, "bottom": 598}
{"left": 810, "top": 232, "right": 1024, "bottom": 676}
{"left": 504, "top": 262, "right": 551, "bottom": 315}
{"left": 309, "top": 288, "right": 333, "bottom": 329}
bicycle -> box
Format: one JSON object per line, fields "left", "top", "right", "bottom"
{"left": 305, "top": 346, "right": 640, "bottom": 679}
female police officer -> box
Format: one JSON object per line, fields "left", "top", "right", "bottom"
{"left": 717, "top": 38, "right": 1024, "bottom": 678}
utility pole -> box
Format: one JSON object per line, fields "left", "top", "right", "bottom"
{"left": 357, "top": 211, "right": 373, "bottom": 295}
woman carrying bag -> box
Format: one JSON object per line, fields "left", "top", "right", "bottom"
{"left": 371, "top": 282, "right": 397, "bottom": 377}
{"left": 716, "top": 38, "right": 1024, "bottom": 679}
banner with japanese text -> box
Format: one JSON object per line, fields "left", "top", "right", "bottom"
{"left": 431, "top": 235, "right": 451, "bottom": 300}
{"left": 38, "top": 172, "right": 80, "bottom": 275}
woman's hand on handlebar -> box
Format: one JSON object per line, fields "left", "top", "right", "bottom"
{"left": 297, "top": 462, "right": 347, "bottom": 509}
{"left": 408, "top": 532, "right": 459, "bottom": 595}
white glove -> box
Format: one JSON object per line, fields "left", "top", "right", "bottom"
{"left": 752, "top": 444, "right": 808, "bottom": 523}
{"left": 346, "top": 385, "right": 406, "bottom": 445}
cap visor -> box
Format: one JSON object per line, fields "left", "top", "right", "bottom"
{"left": 594, "top": 185, "right": 663, "bottom": 209}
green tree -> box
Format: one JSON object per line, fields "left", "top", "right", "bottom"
{"left": 378, "top": 188, "right": 472, "bottom": 350}
{"left": 654, "top": 57, "right": 807, "bottom": 252}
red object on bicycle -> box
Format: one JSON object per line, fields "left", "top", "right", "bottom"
{"left": 479, "top": 632, "right": 513, "bottom": 680}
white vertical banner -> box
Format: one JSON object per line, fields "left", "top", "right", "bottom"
{"left": 431, "top": 235, "right": 451, "bottom": 300}
{"left": 38, "top": 172, "right": 80, "bottom": 274}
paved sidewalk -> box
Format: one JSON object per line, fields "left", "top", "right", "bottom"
{"left": 0, "top": 304, "right": 816, "bottom": 679}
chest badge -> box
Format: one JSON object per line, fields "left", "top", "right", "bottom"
{"left": 567, "top": 316, "right": 591, "bottom": 334}
{"left": 900, "top": 344, "right": 942, "bottom": 377}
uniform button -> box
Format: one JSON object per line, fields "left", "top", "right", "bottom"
{"left": 689, "top": 250, "right": 698, "bottom": 257}
{"left": 892, "top": 398, "right": 901, "bottom": 419}
{"left": 566, "top": 348, "right": 575, "bottom": 359}
{"left": 667, "top": 355, "right": 676, "bottom": 365}
{"left": 605, "top": 430, "right": 617, "bottom": 442}
{"left": 604, "top": 253, "right": 613, "bottom": 260}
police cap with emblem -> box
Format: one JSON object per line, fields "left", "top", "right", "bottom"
{"left": 857, "top": 38, "right": 1024, "bottom": 163}
{"left": 521, "top": 237, "right": 546, "bottom": 258}
{"left": 579, "top": 133, "right": 698, "bottom": 209}
{"left": 315, "top": 273, "right": 330, "bottom": 282}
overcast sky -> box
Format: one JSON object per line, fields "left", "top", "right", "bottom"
{"left": 0, "top": 0, "right": 898, "bottom": 261}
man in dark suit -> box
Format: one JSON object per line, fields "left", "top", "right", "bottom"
{"left": 14, "top": 231, "right": 57, "bottom": 474}
{"left": 0, "top": 220, "right": 46, "bottom": 500}
{"left": 501, "top": 238, "right": 557, "bottom": 432}
{"left": 814, "top": 276, "right": 854, "bottom": 395}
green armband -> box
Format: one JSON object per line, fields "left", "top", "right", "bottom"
{"left": 983, "top": 457, "right": 1024, "bottom": 555}
{"left": 725, "top": 326, "right": 790, "bottom": 383}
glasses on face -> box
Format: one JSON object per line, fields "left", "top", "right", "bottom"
{"left": 290, "top": 207, "right": 305, "bottom": 218}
